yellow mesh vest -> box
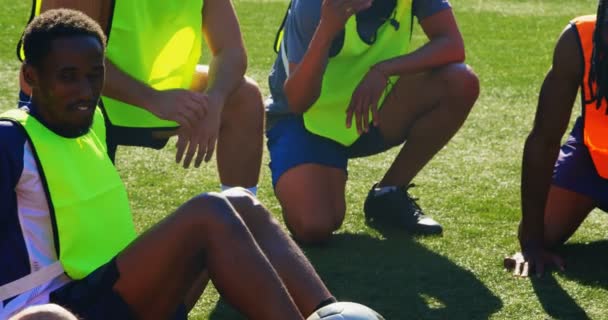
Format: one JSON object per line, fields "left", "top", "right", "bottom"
{"left": 0, "top": 108, "right": 136, "bottom": 279}
{"left": 303, "top": 0, "right": 413, "bottom": 146}
{"left": 102, "top": 0, "right": 203, "bottom": 128}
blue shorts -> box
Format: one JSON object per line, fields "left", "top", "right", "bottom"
{"left": 552, "top": 117, "right": 608, "bottom": 211}
{"left": 50, "top": 258, "right": 187, "bottom": 320}
{"left": 266, "top": 114, "right": 396, "bottom": 187}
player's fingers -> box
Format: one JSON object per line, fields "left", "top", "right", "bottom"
{"left": 346, "top": 96, "right": 357, "bottom": 129}
{"left": 521, "top": 261, "right": 530, "bottom": 277}
{"left": 362, "top": 97, "right": 370, "bottom": 133}
{"left": 175, "top": 132, "right": 189, "bottom": 164}
{"left": 194, "top": 137, "right": 208, "bottom": 168}
{"left": 204, "top": 135, "right": 217, "bottom": 164}
{"left": 187, "top": 93, "right": 208, "bottom": 119}
{"left": 355, "top": 103, "right": 364, "bottom": 135}
{"left": 182, "top": 133, "right": 199, "bottom": 169}
{"left": 512, "top": 261, "right": 520, "bottom": 276}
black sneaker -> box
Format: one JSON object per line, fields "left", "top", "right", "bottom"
{"left": 364, "top": 183, "right": 443, "bottom": 235}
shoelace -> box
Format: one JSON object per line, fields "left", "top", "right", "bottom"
{"left": 399, "top": 183, "right": 424, "bottom": 217}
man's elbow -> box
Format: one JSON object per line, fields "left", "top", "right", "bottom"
{"left": 285, "top": 93, "right": 318, "bottom": 114}
{"left": 286, "top": 98, "right": 308, "bottom": 114}
{"left": 235, "top": 48, "right": 248, "bottom": 75}
{"left": 284, "top": 83, "right": 319, "bottom": 114}
{"left": 526, "top": 129, "right": 562, "bottom": 152}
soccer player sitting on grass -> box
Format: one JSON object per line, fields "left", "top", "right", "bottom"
{"left": 265, "top": 0, "right": 479, "bottom": 243}
{"left": 0, "top": 9, "right": 337, "bottom": 319}
{"left": 505, "top": 0, "right": 608, "bottom": 277}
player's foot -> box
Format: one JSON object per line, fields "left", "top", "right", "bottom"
{"left": 364, "top": 183, "right": 443, "bottom": 235}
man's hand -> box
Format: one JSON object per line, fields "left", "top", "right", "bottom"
{"left": 319, "top": 0, "right": 372, "bottom": 37}
{"left": 175, "top": 94, "right": 224, "bottom": 169}
{"left": 346, "top": 66, "right": 388, "bottom": 134}
{"left": 504, "top": 246, "right": 565, "bottom": 277}
{"left": 147, "top": 89, "right": 208, "bottom": 133}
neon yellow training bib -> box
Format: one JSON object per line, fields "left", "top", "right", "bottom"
{"left": 1, "top": 108, "right": 136, "bottom": 279}
{"left": 102, "top": 0, "right": 204, "bottom": 128}
{"left": 304, "top": 0, "right": 413, "bottom": 146}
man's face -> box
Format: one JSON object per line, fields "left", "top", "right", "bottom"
{"left": 26, "top": 35, "right": 105, "bottom": 137}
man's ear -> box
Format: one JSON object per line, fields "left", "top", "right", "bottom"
{"left": 21, "top": 63, "right": 38, "bottom": 89}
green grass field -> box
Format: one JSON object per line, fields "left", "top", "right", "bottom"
{"left": 2, "top": 0, "right": 608, "bottom": 319}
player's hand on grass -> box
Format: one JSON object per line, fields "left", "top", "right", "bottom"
{"left": 346, "top": 66, "right": 388, "bottom": 134}
{"left": 175, "top": 93, "right": 223, "bottom": 169}
{"left": 504, "top": 247, "right": 565, "bottom": 277}
{"left": 147, "top": 89, "right": 207, "bottom": 133}
{"left": 319, "top": 0, "right": 373, "bottom": 37}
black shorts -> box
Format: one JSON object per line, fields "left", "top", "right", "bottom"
{"left": 50, "top": 258, "right": 187, "bottom": 320}
{"left": 104, "top": 124, "right": 175, "bottom": 161}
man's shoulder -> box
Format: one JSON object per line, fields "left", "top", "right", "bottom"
{"left": 291, "top": 0, "right": 322, "bottom": 21}
{"left": 413, "top": 0, "right": 451, "bottom": 21}
{"left": 0, "top": 119, "right": 27, "bottom": 151}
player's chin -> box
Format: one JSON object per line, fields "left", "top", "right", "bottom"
{"left": 67, "top": 118, "right": 95, "bottom": 137}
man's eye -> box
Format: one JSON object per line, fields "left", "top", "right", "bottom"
{"left": 59, "top": 72, "right": 76, "bottom": 81}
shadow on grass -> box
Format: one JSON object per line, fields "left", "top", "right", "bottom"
{"left": 209, "top": 227, "right": 502, "bottom": 319}
{"left": 530, "top": 240, "right": 608, "bottom": 320}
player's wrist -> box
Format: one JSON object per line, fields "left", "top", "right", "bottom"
{"left": 141, "top": 88, "right": 164, "bottom": 115}
{"left": 370, "top": 64, "right": 389, "bottom": 82}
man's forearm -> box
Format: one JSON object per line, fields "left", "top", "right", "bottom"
{"left": 375, "top": 34, "right": 465, "bottom": 78}
{"left": 284, "top": 23, "right": 335, "bottom": 114}
{"left": 205, "top": 48, "right": 247, "bottom": 107}
{"left": 102, "top": 59, "right": 158, "bottom": 111}
{"left": 520, "top": 135, "right": 561, "bottom": 247}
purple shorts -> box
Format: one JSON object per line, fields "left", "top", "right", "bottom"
{"left": 552, "top": 117, "right": 608, "bottom": 211}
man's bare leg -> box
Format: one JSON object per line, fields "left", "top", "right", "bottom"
{"left": 275, "top": 164, "right": 347, "bottom": 244}
{"left": 376, "top": 63, "right": 479, "bottom": 187}
{"left": 539, "top": 185, "right": 595, "bottom": 248}
{"left": 190, "top": 65, "right": 264, "bottom": 188}
{"left": 113, "top": 193, "right": 303, "bottom": 320}
{"left": 223, "top": 188, "right": 335, "bottom": 316}
{"left": 504, "top": 185, "right": 596, "bottom": 273}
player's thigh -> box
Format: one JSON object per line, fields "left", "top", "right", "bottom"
{"left": 112, "top": 194, "right": 236, "bottom": 317}
{"left": 377, "top": 63, "right": 475, "bottom": 144}
{"left": 544, "top": 185, "right": 596, "bottom": 248}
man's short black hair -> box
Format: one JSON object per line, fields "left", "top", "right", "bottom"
{"left": 22, "top": 8, "right": 106, "bottom": 68}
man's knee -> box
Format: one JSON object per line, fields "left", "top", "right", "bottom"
{"left": 227, "top": 77, "right": 264, "bottom": 116}
{"left": 286, "top": 208, "right": 343, "bottom": 245}
{"left": 438, "top": 63, "right": 480, "bottom": 104}
{"left": 220, "top": 77, "right": 264, "bottom": 135}
{"left": 181, "top": 192, "right": 246, "bottom": 235}
{"left": 9, "top": 304, "right": 78, "bottom": 320}
{"left": 221, "top": 187, "right": 271, "bottom": 223}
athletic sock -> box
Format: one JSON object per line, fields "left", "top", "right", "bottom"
{"left": 314, "top": 296, "right": 338, "bottom": 311}
{"left": 221, "top": 184, "right": 258, "bottom": 196}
